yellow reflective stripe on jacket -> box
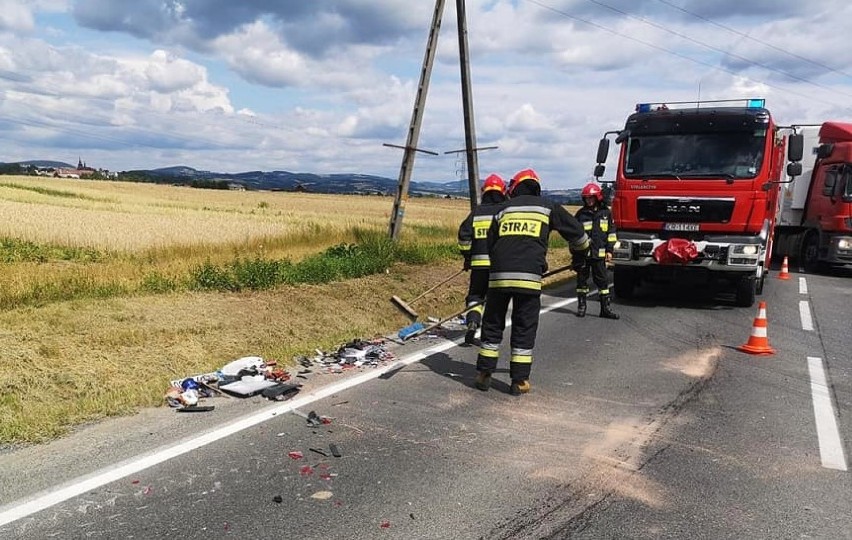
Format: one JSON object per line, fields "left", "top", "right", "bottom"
{"left": 489, "top": 279, "right": 542, "bottom": 291}
{"left": 471, "top": 256, "right": 490, "bottom": 267}
{"left": 583, "top": 222, "right": 593, "bottom": 231}
{"left": 597, "top": 248, "right": 606, "bottom": 257}
{"left": 607, "top": 233, "right": 617, "bottom": 242}
{"left": 500, "top": 211, "right": 550, "bottom": 223}
{"left": 599, "top": 221, "right": 609, "bottom": 232}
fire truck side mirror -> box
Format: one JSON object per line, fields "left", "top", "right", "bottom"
{"left": 786, "top": 162, "right": 802, "bottom": 178}
{"left": 787, "top": 133, "right": 804, "bottom": 162}
{"left": 816, "top": 143, "right": 834, "bottom": 159}
{"left": 594, "top": 164, "right": 606, "bottom": 178}
{"left": 614, "top": 130, "right": 630, "bottom": 144}
{"left": 596, "top": 138, "right": 610, "bottom": 164}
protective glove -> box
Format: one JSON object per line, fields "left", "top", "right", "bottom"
{"left": 570, "top": 248, "right": 588, "bottom": 271}
{"left": 462, "top": 255, "right": 472, "bottom": 271}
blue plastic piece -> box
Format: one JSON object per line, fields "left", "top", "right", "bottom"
{"left": 398, "top": 321, "right": 426, "bottom": 340}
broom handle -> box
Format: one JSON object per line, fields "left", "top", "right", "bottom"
{"left": 402, "top": 265, "right": 572, "bottom": 341}
{"left": 408, "top": 268, "right": 466, "bottom": 305}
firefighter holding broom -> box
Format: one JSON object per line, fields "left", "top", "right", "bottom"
{"left": 457, "top": 173, "right": 507, "bottom": 345}
{"left": 475, "top": 169, "right": 590, "bottom": 396}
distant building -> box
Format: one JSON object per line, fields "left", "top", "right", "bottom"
{"left": 54, "top": 157, "right": 105, "bottom": 179}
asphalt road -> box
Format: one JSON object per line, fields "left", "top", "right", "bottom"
{"left": 0, "top": 267, "right": 849, "bottom": 539}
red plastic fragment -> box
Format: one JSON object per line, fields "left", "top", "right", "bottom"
{"left": 288, "top": 451, "right": 304, "bottom": 460}
{"left": 300, "top": 465, "right": 314, "bottom": 476}
{"left": 380, "top": 520, "right": 391, "bottom": 529}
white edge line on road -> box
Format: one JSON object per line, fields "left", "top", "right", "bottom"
{"left": 799, "top": 277, "right": 808, "bottom": 295}
{"left": 799, "top": 300, "right": 814, "bottom": 331}
{"left": 806, "top": 356, "right": 848, "bottom": 471}
{"left": 0, "top": 296, "right": 578, "bottom": 527}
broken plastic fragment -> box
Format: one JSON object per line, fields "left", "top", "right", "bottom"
{"left": 273, "top": 495, "right": 283, "bottom": 504}
{"left": 300, "top": 465, "right": 314, "bottom": 476}
{"left": 329, "top": 443, "right": 342, "bottom": 458}
{"left": 380, "top": 520, "right": 391, "bottom": 529}
{"left": 310, "top": 491, "right": 333, "bottom": 500}
{"left": 288, "top": 451, "right": 304, "bottom": 460}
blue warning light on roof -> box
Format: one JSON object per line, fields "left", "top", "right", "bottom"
{"left": 747, "top": 98, "right": 765, "bottom": 108}
{"left": 636, "top": 103, "right": 652, "bottom": 113}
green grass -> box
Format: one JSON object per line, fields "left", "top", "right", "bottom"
{"left": 0, "top": 182, "right": 110, "bottom": 201}
{"left": 0, "top": 237, "right": 103, "bottom": 263}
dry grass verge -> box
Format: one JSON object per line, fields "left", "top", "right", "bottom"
{"left": 0, "top": 253, "right": 573, "bottom": 446}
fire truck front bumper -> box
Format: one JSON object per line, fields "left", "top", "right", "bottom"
{"left": 612, "top": 234, "right": 763, "bottom": 272}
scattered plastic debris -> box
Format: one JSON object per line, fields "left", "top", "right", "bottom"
{"left": 311, "top": 491, "right": 333, "bottom": 500}
{"left": 380, "top": 520, "right": 391, "bottom": 529}
{"left": 272, "top": 495, "right": 283, "bottom": 504}
{"left": 288, "top": 451, "right": 304, "bottom": 460}
{"left": 329, "top": 444, "right": 342, "bottom": 458}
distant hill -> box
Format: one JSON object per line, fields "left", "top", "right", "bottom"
{"left": 2, "top": 160, "right": 74, "bottom": 168}
{"left": 0, "top": 160, "right": 583, "bottom": 202}
{"left": 139, "top": 166, "right": 584, "bottom": 202}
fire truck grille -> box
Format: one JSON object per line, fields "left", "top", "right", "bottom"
{"left": 637, "top": 198, "right": 735, "bottom": 223}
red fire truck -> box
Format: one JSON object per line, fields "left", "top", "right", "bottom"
{"left": 774, "top": 122, "right": 852, "bottom": 271}
{"left": 593, "top": 98, "right": 802, "bottom": 307}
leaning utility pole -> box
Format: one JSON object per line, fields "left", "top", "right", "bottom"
{"left": 387, "top": 0, "right": 446, "bottom": 241}
{"left": 455, "top": 0, "right": 481, "bottom": 211}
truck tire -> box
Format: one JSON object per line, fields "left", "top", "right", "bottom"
{"left": 756, "top": 271, "right": 766, "bottom": 295}
{"left": 801, "top": 232, "right": 825, "bottom": 274}
{"left": 735, "top": 276, "right": 756, "bottom": 308}
{"left": 614, "top": 266, "right": 637, "bottom": 300}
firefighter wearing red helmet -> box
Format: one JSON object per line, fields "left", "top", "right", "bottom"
{"left": 574, "top": 182, "right": 619, "bottom": 319}
{"left": 475, "top": 168, "right": 590, "bottom": 396}
{"left": 457, "top": 173, "right": 508, "bottom": 345}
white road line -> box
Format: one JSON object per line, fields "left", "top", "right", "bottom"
{"left": 799, "top": 300, "right": 814, "bottom": 331}
{"left": 807, "top": 356, "right": 848, "bottom": 471}
{"left": 0, "top": 297, "right": 577, "bottom": 527}
{"left": 799, "top": 277, "right": 808, "bottom": 295}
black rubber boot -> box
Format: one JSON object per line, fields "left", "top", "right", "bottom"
{"left": 509, "top": 380, "right": 531, "bottom": 396}
{"left": 464, "top": 321, "right": 480, "bottom": 346}
{"left": 474, "top": 371, "right": 492, "bottom": 391}
{"left": 576, "top": 294, "right": 587, "bottom": 318}
{"left": 600, "top": 295, "right": 620, "bottom": 320}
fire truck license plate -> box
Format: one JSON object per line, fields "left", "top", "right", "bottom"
{"left": 664, "top": 223, "right": 700, "bottom": 232}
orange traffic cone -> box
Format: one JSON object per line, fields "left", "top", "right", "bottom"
{"left": 737, "top": 301, "right": 775, "bottom": 355}
{"left": 777, "top": 256, "right": 791, "bottom": 280}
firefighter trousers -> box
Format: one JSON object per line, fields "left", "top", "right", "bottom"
{"left": 576, "top": 259, "right": 611, "bottom": 297}
{"left": 476, "top": 289, "right": 540, "bottom": 382}
{"left": 465, "top": 269, "right": 489, "bottom": 326}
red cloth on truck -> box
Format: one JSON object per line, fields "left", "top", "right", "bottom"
{"left": 653, "top": 238, "right": 699, "bottom": 264}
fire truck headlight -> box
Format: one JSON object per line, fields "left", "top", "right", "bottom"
{"left": 731, "top": 244, "right": 758, "bottom": 255}
{"left": 837, "top": 238, "right": 852, "bottom": 250}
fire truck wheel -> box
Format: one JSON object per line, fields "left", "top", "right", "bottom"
{"left": 735, "top": 276, "right": 756, "bottom": 308}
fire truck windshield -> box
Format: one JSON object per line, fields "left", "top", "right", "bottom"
{"left": 623, "top": 131, "right": 766, "bottom": 180}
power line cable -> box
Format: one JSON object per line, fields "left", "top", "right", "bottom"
{"left": 576, "top": 0, "right": 852, "bottom": 101}
{"left": 522, "top": 0, "right": 852, "bottom": 113}
{"left": 653, "top": 0, "right": 852, "bottom": 82}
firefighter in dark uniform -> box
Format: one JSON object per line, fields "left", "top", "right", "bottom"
{"left": 574, "top": 182, "right": 619, "bottom": 319}
{"left": 475, "top": 169, "right": 590, "bottom": 395}
{"left": 457, "top": 174, "right": 508, "bottom": 345}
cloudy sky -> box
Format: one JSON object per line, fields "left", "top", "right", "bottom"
{"left": 1, "top": 0, "right": 851, "bottom": 189}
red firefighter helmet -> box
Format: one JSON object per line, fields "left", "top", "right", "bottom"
{"left": 508, "top": 168, "right": 540, "bottom": 195}
{"left": 481, "top": 173, "right": 506, "bottom": 195}
{"left": 581, "top": 182, "right": 603, "bottom": 202}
